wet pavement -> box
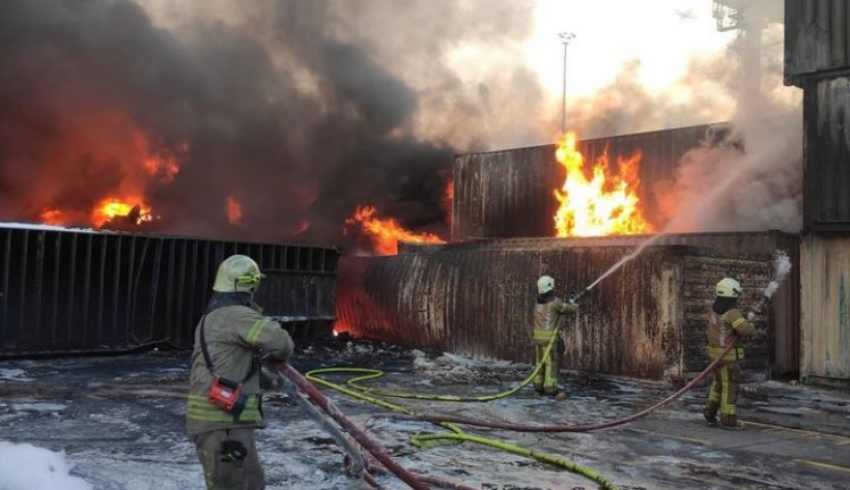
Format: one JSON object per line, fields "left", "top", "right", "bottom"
{"left": 1, "top": 342, "right": 849, "bottom": 490}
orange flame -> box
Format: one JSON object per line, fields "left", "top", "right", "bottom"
{"left": 442, "top": 178, "right": 454, "bottom": 228}
{"left": 226, "top": 196, "right": 243, "bottom": 224}
{"left": 143, "top": 155, "right": 180, "bottom": 183}
{"left": 40, "top": 209, "right": 66, "bottom": 226}
{"left": 554, "top": 132, "right": 652, "bottom": 237}
{"left": 92, "top": 197, "right": 153, "bottom": 228}
{"left": 346, "top": 205, "right": 445, "bottom": 255}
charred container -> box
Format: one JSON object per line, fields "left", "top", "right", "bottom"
{"left": 451, "top": 123, "right": 729, "bottom": 241}
{"left": 337, "top": 232, "right": 799, "bottom": 380}
{"left": 0, "top": 224, "right": 338, "bottom": 357}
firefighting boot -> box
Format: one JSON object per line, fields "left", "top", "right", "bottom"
{"left": 720, "top": 414, "right": 742, "bottom": 430}
{"left": 703, "top": 401, "right": 719, "bottom": 426}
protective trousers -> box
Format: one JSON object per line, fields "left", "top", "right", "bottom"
{"left": 533, "top": 328, "right": 559, "bottom": 395}
{"left": 705, "top": 361, "right": 741, "bottom": 427}
{"left": 194, "top": 428, "right": 265, "bottom": 490}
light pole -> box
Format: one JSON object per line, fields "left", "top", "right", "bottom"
{"left": 558, "top": 32, "right": 576, "bottom": 134}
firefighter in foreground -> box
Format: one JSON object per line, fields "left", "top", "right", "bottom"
{"left": 704, "top": 277, "right": 756, "bottom": 429}
{"left": 187, "top": 255, "right": 294, "bottom": 490}
{"left": 533, "top": 275, "right": 578, "bottom": 399}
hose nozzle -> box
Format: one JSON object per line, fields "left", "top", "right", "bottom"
{"left": 568, "top": 287, "right": 590, "bottom": 305}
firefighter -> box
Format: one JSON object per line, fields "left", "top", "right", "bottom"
{"left": 187, "top": 255, "right": 294, "bottom": 490}
{"left": 533, "top": 275, "right": 578, "bottom": 399}
{"left": 704, "top": 277, "right": 756, "bottom": 429}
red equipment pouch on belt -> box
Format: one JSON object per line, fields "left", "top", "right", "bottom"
{"left": 199, "top": 315, "right": 254, "bottom": 416}
{"left": 208, "top": 376, "right": 246, "bottom": 413}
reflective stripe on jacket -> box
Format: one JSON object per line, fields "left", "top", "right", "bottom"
{"left": 186, "top": 305, "right": 293, "bottom": 435}
{"left": 533, "top": 298, "right": 576, "bottom": 331}
{"left": 706, "top": 308, "right": 755, "bottom": 361}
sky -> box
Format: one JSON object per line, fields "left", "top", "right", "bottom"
{"left": 524, "top": 0, "right": 737, "bottom": 98}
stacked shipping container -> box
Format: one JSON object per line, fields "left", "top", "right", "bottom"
{"left": 451, "top": 124, "right": 728, "bottom": 241}
{"left": 786, "top": 0, "right": 850, "bottom": 385}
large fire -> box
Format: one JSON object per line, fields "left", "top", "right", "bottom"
{"left": 92, "top": 198, "right": 154, "bottom": 228}
{"left": 346, "top": 205, "right": 445, "bottom": 255}
{"left": 554, "top": 132, "right": 653, "bottom": 237}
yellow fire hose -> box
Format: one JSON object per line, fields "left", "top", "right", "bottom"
{"left": 306, "top": 327, "right": 618, "bottom": 490}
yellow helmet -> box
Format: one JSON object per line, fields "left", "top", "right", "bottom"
{"left": 715, "top": 277, "right": 742, "bottom": 298}
{"left": 213, "top": 255, "right": 265, "bottom": 293}
{"left": 537, "top": 275, "right": 555, "bottom": 295}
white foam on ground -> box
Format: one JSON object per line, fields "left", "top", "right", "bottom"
{"left": 12, "top": 402, "right": 67, "bottom": 413}
{"left": 0, "top": 368, "right": 34, "bottom": 382}
{"left": 0, "top": 441, "right": 92, "bottom": 490}
{"left": 412, "top": 350, "right": 523, "bottom": 370}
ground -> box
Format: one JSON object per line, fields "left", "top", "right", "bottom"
{"left": 1, "top": 342, "right": 849, "bottom": 490}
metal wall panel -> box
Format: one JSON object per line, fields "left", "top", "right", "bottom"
{"left": 0, "top": 225, "right": 338, "bottom": 357}
{"left": 337, "top": 232, "right": 785, "bottom": 379}
{"left": 451, "top": 124, "right": 726, "bottom": 241}
{"left": 803, "top": 77, "right": 850, "bottom": 231}
{"left": 800, "top": 234, "right": 850, "bottom": 384}
{"left": 433, "top": 231, "right": 801, "bottom": 375}
{"left": 337, "top": 244, "right": 688, "bottom": 379}
{"left": 785, "top": 0, "right": 850, "bottom": 84}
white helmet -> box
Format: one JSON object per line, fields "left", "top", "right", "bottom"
{"left": 537, "top": 275, "right": 555, "bottom": 295}
{"left": 213, "top": 255, "right": 265, "bottom": 293}
{"left": 715, "top": 277, "right": 742, "bottom": 298}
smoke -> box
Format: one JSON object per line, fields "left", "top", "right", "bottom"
{"left": 563, "top": 56, "right": 738, "bottom": 138}
{"left": 553, "top": 4, "right": 802, "bottom": 234}
{"left": 657, "top": 16, "right": 803, "bottom": 234}
{"left": 0, "top": 0, "right": 542, "bottom": 243}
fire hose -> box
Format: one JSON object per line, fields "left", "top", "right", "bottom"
{"left": 301, "top": 329, "right": 739, "bottom": 490}
{"left": 279, "top": 364, "right": 431, "bottom": 490}
{"left": 400, "top": 340, "right": 737, "bottom": 432}
{"left": 293, "top": 251, "right": 790, "bottom": 489}
{"left": 305, "top": 325, "right": 618, "bottom": 490}
{"left": 278, "top": 365, "right": 479, "bottom": 490}
{"left": 289, "top": 262, "right": 784, "bottom": 489}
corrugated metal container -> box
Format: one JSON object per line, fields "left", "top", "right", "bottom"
{"left": 800, "top": 234, "right": 850, "bottom": 385}
{"left": 785, "top": 0, "right": 850, "bottom": 85}
{"left": 439, "top": 231, "right": 801, "bottom": 375}
{"left": 803, "top": 76, "right": 850, "bottom": 231}
{"left": 451, "top": 123, "right": 727, "bottom": 241}
{"left": 0, "top": 224, "right": 338, "bottom": 357}
{"left": 337, "top": 232, "right": 790, "bottom": 380}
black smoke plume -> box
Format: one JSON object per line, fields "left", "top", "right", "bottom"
{"left": 0, "top": 0, "right": 539, "bottom": 244}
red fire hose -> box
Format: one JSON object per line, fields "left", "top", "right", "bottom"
{"left": 402, "top": 342, "right": 736, "bottom": 433}
{"left": 278, "top": 364, "right": 431, "bottom": 490}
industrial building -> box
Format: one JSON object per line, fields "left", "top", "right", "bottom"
{"left": 1, "top": 2, "right": 849, "bottom": 490}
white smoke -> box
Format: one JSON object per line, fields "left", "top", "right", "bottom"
{"left": 657, "top": 14, "right": 803, "bottom": 233}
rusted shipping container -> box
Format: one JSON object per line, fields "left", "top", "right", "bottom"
{"left": 0, "top": 224, "right": 338, "bottom": 357}
{"left": 451, "top": 123, "right": 727, "bottom": 241}
{"left": 435, "top": 231, "right": 800, "bottom": 375}
{"left": 802, "top": 76, "right": 850, "bottom": 231}
{"left": 338, "top": 232, "right": 794, "bottom": 380}
{"left": 800, "top": 234, "right": 850, "bottom": 386}
{"left": 785, "top": 0, "right": 850, "bottom": 85}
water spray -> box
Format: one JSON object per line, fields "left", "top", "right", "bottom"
{"left": 748, "top": 250, "right": 793, "bottom": 320}
{"left": 568, "top": 233, "right": 668, "bottom": 304}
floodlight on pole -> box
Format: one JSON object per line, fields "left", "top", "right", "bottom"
{"left": 558, "top": 32, "right": 576, "bottom": 134}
